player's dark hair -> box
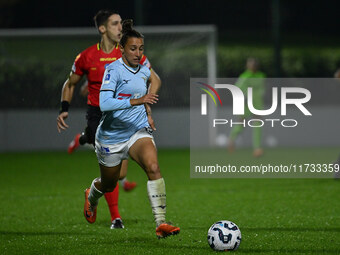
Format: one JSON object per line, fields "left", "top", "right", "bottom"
{"left": 120, "top": 19, "right": 144, "bottom": 47}
{"left": 94, "top": 9, "right": 119, "bottom": 32}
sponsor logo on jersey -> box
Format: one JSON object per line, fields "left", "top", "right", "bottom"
{"left": 122, "top": 79, "right": 131, "bottom": 84}
{"left": 100, "top": 57, "right": 117, "bottom": 62}
{"left": 132, "top": 93, "right": 141, "bottom": 99}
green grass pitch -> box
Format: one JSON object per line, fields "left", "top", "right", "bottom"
{"left": 0, "top": 148, "right": 340, "bottom": 254}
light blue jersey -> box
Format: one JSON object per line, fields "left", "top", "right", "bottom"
{"left": 96, "top": 58, "right": 151, "bottom": 144}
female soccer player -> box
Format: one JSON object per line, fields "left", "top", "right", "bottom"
{"left": 84, "top": 20, "right": 180, "bottom": 238}
{"left": 56, "top": 10, "right": 161, "bottom": 229}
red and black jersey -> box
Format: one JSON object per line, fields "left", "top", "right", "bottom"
{"left": 72, "top": 43, "right": 151, "bottom": 107}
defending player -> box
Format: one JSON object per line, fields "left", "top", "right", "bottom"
{"left": 228, "top": 58, "right": 266, "bottom": 157}
{"left": 56, "top": 10, "right": 161, "bottom": 229}
{"left": 84, "top": 20, "right": 180, "bottom": 238}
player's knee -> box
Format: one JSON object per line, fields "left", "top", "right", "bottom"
{"left": 146, "top": 162, "right": 160, "bottom": 178}
{"left": 148, "top": 162, "right": 159, "bottom": 173}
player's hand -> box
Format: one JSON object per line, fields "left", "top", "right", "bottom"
{"left": 131, "top": 94, "right": 158, "bottom": 106}
{"left": 57, "top": 112, "right": 69, "bottom": 133}
{"left": 148, "top": 115, "right": 156, "bottom": 131}
{"left": 141, "top": 94, "right": 158, "bottom": 104}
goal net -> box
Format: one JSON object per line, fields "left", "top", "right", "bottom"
{"left": 0, "top": 25, "right": 217, "bottom": 109}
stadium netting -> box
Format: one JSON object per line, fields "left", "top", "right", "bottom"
{"left": 0, "top": 25, "right": 217, "bottom": 109}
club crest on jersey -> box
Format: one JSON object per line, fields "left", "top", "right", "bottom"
{"left": 141, "top": 76, "right": 148, "bottom": 82}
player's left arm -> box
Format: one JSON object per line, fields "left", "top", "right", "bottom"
{"left": 140, "top": 55, "right": 161, "bottom": 94}
{"left": 145, "top": 69, "right": 161, "bottom": 131}
{"left": 145, "top": 103, "right": 156, "bottom": 130}
{"left": 148, "top": 69, "right": 161, "bottom": 94}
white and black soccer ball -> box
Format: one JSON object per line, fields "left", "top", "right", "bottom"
{"left": 207, "top": 220, "right": 241, "bottom": 251}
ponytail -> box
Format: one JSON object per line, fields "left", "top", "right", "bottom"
{"left": 120, "top": 19, "right": 144, "bottom": 47}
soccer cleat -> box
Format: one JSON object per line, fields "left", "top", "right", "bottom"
{"left": 110, "top": 218, "right": 125, "bottom": 229}
{"left": 123, "top": 181, "right": 137, "bottom": 192}
{"left": 156, "top": 223, "right": 180, "bottom": 239}
{"left": 84, "top": 188, "right": 97, "bottom": 224}
{"left": 68, "top": 133, "right": 81, "bottom": 154}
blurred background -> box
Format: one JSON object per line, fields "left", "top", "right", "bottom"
{"left": 0, "top": 0, "right": 339, "bottom": 152}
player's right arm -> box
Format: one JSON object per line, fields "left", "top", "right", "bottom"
{"left": 99, "top": 68, "right": 157, "bottom": 112}
{"left": 56, "top": 72, "right": 82, "bottom": 133}
{"left": 79, "top": 80, "right": 89, "bottom": 97}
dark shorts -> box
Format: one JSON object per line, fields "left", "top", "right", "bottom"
{"left": 84, "top": 105, "right": 102, "bottom": 145}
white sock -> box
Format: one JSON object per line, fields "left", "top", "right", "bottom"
{"left": 119, "top": 177, "right": 127, "bottom": 186}
{"left": 88, "top": 179, "right": 103, "bottom": 207}
{"left": 147, "top": 178, "right": 166, "bottom": 226}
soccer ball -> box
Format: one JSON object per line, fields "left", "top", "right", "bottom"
{"left": 207, "top": 220, "right": 241, "bottom": 251}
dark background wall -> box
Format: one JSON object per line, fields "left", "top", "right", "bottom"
{"left": 0, "top": 0, "right": 339, "bottom": 151}
{"left": 0, "top": 0, "right": 339, "bottom": 35}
